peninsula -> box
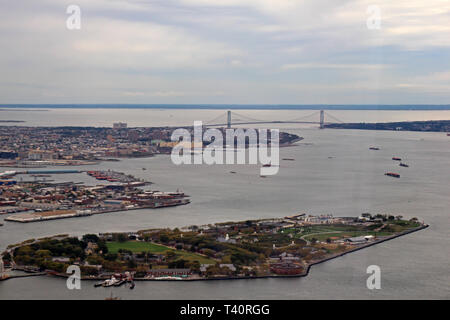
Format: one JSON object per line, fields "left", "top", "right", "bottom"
{"left": 0, "top": 125, "right": 301, "bottom": 168}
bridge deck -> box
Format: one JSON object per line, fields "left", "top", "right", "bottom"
{"left": 205, "top": 121, "right": 331, "bottom": 126}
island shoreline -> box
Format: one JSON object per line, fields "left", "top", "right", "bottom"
{"left": 1, "top": 223, "right": 428, "bottom": 283}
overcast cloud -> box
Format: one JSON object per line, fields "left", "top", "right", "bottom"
{"left": 0, "top": 0, "right": 449, "bottom": 104}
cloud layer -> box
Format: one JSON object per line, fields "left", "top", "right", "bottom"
{"left": 0, "top": 0, "right": 449, "bottom": 104}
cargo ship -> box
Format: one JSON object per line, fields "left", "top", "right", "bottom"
{"left": 385, "top": 172, "right": 400, "bottom": 178}
{"left": 399, "top": 163, "right": 409, "bottom": 167}
{"left": 392, "top": 157, "right": 402, "bottom": 161}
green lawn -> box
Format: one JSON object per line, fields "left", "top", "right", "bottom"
{"left": 106, "top": 241, "right": 169, "bottom": 254}
{"left": 174, "top": 251, "right": 215, "bottom": 264}
{"left": 106, "top": 241, "right": 215, "bottom": 264}
{"left": 303, "top": 230, "right": 393, "bottom": 241}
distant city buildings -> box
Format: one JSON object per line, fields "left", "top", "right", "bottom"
{"left": 113, "top": 122, "right": 127, "bottom": 129}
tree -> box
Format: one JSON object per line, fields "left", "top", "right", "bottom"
{"left": 97, "top": 241, "right": 108, "bottom": 254}
{"left": 2, "top": 252, "right": 11, "bottom": 262}
{"left": 104, "top": 253, "right": 118, "bottom": 261}
{"left": 127, "top": 259, "right": 137, "bottom": 268}
{"left": 160, "top": 234, "right": 169, "bottom": 243}
{"left": 166, "top": 250, "right": 176, "bottom": 259}
{"left": 168, "top": 259, "right": 188, "bottom": 268}
{"left": 117, "top": 234, "right": 127, "bottom": 243}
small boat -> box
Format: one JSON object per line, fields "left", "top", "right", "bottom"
{"left": 262, "top": 164, "right": 271, "bottom": 167}
{"left": 385, "top": 172, "right": 400, "bottom": 178}
{"left": 369, "top": 147, "right": 380, "bottom": 150}
{"left": 260, "top": 175, "right": 267, "bottom": 178}
{"left": 142, "top": 168, "right": 146, "bottom": 170}
{"left": 282, "top": 158, "right": 295, "bottom": 161}
{"left": 229, "top": 171, "right": 236, "bottom": 174}
{"left": 399, "top": 163, "right": 409, "bottom": 167}
{"left": 102, "top": 276, "right": 119, "bottom": 287}
{"left": 392, "top": 157, "right": 402, "bottom": 161}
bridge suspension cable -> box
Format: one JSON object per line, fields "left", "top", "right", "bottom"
{"left": 203, "top": 113, "right": 227, "bottom": 125}
{"left": 203, "top": 109, "right": 344, "bottom": 127}
{"left": 323, "top": 111, "right": 344, "bottom": 123}
{"left": 230, "top": 111, "right": 266, "bottom": 123}
{"left": 290, "top": 111, "right": 321, "bottom": 122}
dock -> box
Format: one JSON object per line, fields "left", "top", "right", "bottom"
{"left": 5, "top": 210, "right": 93, "bottom": 223}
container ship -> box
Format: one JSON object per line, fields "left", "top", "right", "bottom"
{"left": 385, "top": 172, "right": 400, "bottom": 178}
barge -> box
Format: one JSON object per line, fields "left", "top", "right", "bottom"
{"left": 385, "top": 172, "right": 400, "bottom": 178}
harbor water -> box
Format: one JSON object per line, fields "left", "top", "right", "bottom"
{"left": 0, "top": 108, "right": 449, "bottom": 299}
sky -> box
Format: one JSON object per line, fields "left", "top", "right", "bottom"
{"left": 0, "top": 0, "right": 449, "bottom": 104}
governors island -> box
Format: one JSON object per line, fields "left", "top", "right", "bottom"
{"left": 0, "top": 213, "right": 427, "bottom": 282}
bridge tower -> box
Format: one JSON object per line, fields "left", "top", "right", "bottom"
{"left": 319, "top": 110, "right": 324, "bottom": 129}
{"left": 227, "top": 110, "right": 231, "bottom": 128}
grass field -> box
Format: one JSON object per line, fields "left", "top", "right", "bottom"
{"left": 107, "top": 241, "right": 168, "bottom": 253}
{"left": 106, "top": 241, "right": 215, "bottom": 264}
{"left": 303, "top": 230, "right": 393, "bottom": 241}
